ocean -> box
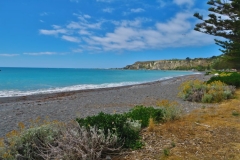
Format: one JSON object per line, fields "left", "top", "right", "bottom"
{"left": 0, "top": 67, "right": 197, "bottom": 97}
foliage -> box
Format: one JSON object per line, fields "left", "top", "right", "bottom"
{"left": 156, "top": 100, "right": 182, "bottom": 121}
{"left": 125, "top": 106, "right": 164, "bottom": 127}
{"left": 207, "top": 72, "right": 240, "bottom": 88}
{"left": 76, "top": 106, "right": 164, "bottom": 149}
{"left": 39, "top": 123, "right": 120, "bottom": 160}
{"left": 211, "top": 56, "right": 233, "bottom": 70}
{"left": 148, "top": 118, "right": 155, "bottom": 132}
{"left": 0, "top": 120, "right": 61, "bottom": 160}
{"left": 0, "top": 104, "right": 182, "bottom": 159}
{"left": 194, "top": 0, "right": 240, "bottom": 70}
{"left": 178, "top": 80, "right": 236, "bottom": 103}
{"left": 76, "top": 112, "right": 141, "bottom": 149}
{"left": 232, "top": 110, "right": 240, "bottom": 117}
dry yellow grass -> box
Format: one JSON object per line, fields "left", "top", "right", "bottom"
{"left": 148, "top": 118, "right": 155, "bottom": 132}
{"left": 115, "top": 89, "right": 240, "bottom": 160}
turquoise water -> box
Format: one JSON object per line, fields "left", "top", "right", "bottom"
{"left": 0, "top": 67, "right": 197, "bottom": 97}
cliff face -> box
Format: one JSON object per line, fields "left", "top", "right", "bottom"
{"left": 123, "top": 59, "right": 213, "bottom": 70}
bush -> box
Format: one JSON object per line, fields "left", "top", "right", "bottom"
{"left": 0, "top": 120, "right": 61, "bottom": 160}
{"left": 76, "top": 112, "right": 140, "bottom": 149}
{"left": 125, "top": 106, "right": 164, "bottom": 127}
{"left": 178, "top": 80, "right": 235, "bottom": 103}
{"left": 76, "top": 106, "right": 164, "bottom": 149}
{"left": 207, "top": 72, "right": 240, "bottom": 88}
{"left": 0, "top": 104, "right": 180, "bottom": 159}
{"left": 39, "top": 123, "right": 120, "bottom": 160}
{"left": 156, "top": 100, "right": 182, "bottom": 121}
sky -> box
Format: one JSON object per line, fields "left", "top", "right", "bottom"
{"left": 0, "top": 0, "right": 223, "bottom": 68}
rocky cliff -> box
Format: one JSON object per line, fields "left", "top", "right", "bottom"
{"left": 123, "top": 58, "right": 214, "bottom": 70}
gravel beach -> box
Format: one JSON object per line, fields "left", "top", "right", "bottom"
{"left": 0, "top": 74, "right": 214, "bottom": 137}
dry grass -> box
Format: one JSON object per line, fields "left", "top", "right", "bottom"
{"left": 114, "top": 89, "right": 240, "bottom": 160}
{"left": 148, "top": 118, "right": 155, "bottom": 132}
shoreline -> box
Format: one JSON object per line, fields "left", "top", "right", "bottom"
{"left": 0, "top": 73, "right": 214, "bottom": 137}
{"left": 0, "top": 73, "right": 201, "bottom": 104}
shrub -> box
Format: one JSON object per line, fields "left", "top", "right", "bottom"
{"left": 125, "top": 106, "right": 164, "bottom": 127}
{"left": 76, "top": 106, "right": 164, "bottom": 149}
{"left": 207, "top": 72, "right": 240, "bottom": 88}
{"left": 178, "top": 80, "right": 235, "bottom": 103}
{"left": 156, "top": 100, "right": 182, "bottom": 121}
{"left": 39, "top": 122, "right": 120, "bottom": 160}
{"left": 0, "top": 120, "right": 61, "bottom": 160}
{"left": 76, "top": 112, "right": 141, "bottom": 149}
{"left": 201, "top": 93, "right": 213, "bottom": 103}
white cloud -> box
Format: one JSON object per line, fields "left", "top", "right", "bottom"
{"left": 40, "top": 12, "right": 48, "bottom": 16}
{"left": 157, "top": 0, "right": 166, "bottom": 8}
{"left": 84, "top": 14, "right": 91, "bottom": 19}
{"left": 0, "top": 54, "right": 19, "bottom": 57}
{"left": 156, "top": 12, "right": 191, "bottom": 33}
{"left": 79, "top": 30, "right": 91, "bottom": 35}
{"left": 72, "top": 48, "right": 83, "bottom": 53}
{"left": 52, "top": 25, "right": 61, "bottom": 29}
{"left": 75, "top": 12, "right": 214, "bottom": 51}
{"left": 62, "top": 35, "right": 80, "bottom": 43}
{"left": 40, "top": 10, "right": 214, "bottom": 52}
{"left": 39, "top": 29, "right": 68, "bottom": 35}
{"left": 130, "top": 8, "right": 145, "bottom": 13}
{"left": 67, "top": 21, "right": 102, "bottom": 30}
{"left": 24, "top": 52, "right": 56, "bottom": 56}
{"left": 173, "top": 0, "right": 194, "bottom": 6}
{"left": 103, "top": 8, "right": 114, "bottom": 13}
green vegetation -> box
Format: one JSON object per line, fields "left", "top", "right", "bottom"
{"left": 0, "top": 104, "right": 181, "bottom": 159}
{"left": 0, "top": 120, "right": 62, "bottom": 160}
{"left": 76, "top": 106, "right": 165, "bottom": 149}
{"left": 178, "top": 79, "right": 235, "bottom": 103}
{"left": 207, "top": 72, "right": 240, "bottom": 88}
{"left": 232, "top": 110, "right": 240, "bottom": 117}
{"left": 194, "top": 0, "right": 240, "bottom": 70}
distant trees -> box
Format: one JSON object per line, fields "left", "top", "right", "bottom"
{"left": 186, "top": 57, "right": 191, "bottom": 61}
{"left": 194, "top": 0, "right": 240, "bottom": 70}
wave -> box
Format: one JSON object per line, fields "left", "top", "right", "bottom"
{"left": 0, "top": 73, "right": 199, "bottom": 98}
{"left": 0, "top": 81, "right": 141, "bottom": 98}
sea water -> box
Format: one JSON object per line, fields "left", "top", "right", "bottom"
{"left": 0, "top": 67, "right": 198, "bottom": 97}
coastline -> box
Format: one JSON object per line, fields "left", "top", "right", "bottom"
{"left": 0, "top": 72, "right": 200, "bottom": 103}
{"left": 0, "top": 73, "right": 214, "bottom": 137}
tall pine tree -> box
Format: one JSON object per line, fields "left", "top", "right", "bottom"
{"left": 194, "top": 0, "right": 240, "bottom": 70}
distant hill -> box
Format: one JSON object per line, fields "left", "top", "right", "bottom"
{"left": 123, "top": 57, "right": 218, "bottom": 71}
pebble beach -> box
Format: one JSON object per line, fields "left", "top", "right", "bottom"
{"left": 0, "top": 74, "right": 214, "bottom": 138}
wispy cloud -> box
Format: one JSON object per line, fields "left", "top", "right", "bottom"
{"left": 173, "top": 0, "right": 194, "bottom": 6}
{"left": 40, "top": 12, "right": 48, "bottom": 16}
{"left": 78, "top": 29, "right": 91, "bottom": 35}
{"left": 83, "top": 14, "right": 91, "bottom": 19}
{"left": 157, "top": 0, "right": 167, "bottom": 8}
{"left": 24, "top": 52, "right": 56, "bottom": 56}
{"left": 130, "top": 8, "right": 145, "bottom": 13}
{"left": 40, "top": 10, "right": 214, "bottom": 52}
{"left": 39, "top": 28, "right": 68, "bottom": 36}
{"left": 103, "top": 8, "right": 114, "bottom": 13}
{"left": 62, "top": 35, "right": 80, "bottom": 43}
{"left": 0, "top": 54, "right": 19, "bottom": 57}
{"left": 76, "top": 12, "right": 213, "bottom": 51}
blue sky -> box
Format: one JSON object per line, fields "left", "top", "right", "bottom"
{"left": 0, "top": 0, "right": 222, "bottom": 68}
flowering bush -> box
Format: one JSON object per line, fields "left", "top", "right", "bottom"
{"left": 178, "top": 80, "right": 235, "bottom": 103}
